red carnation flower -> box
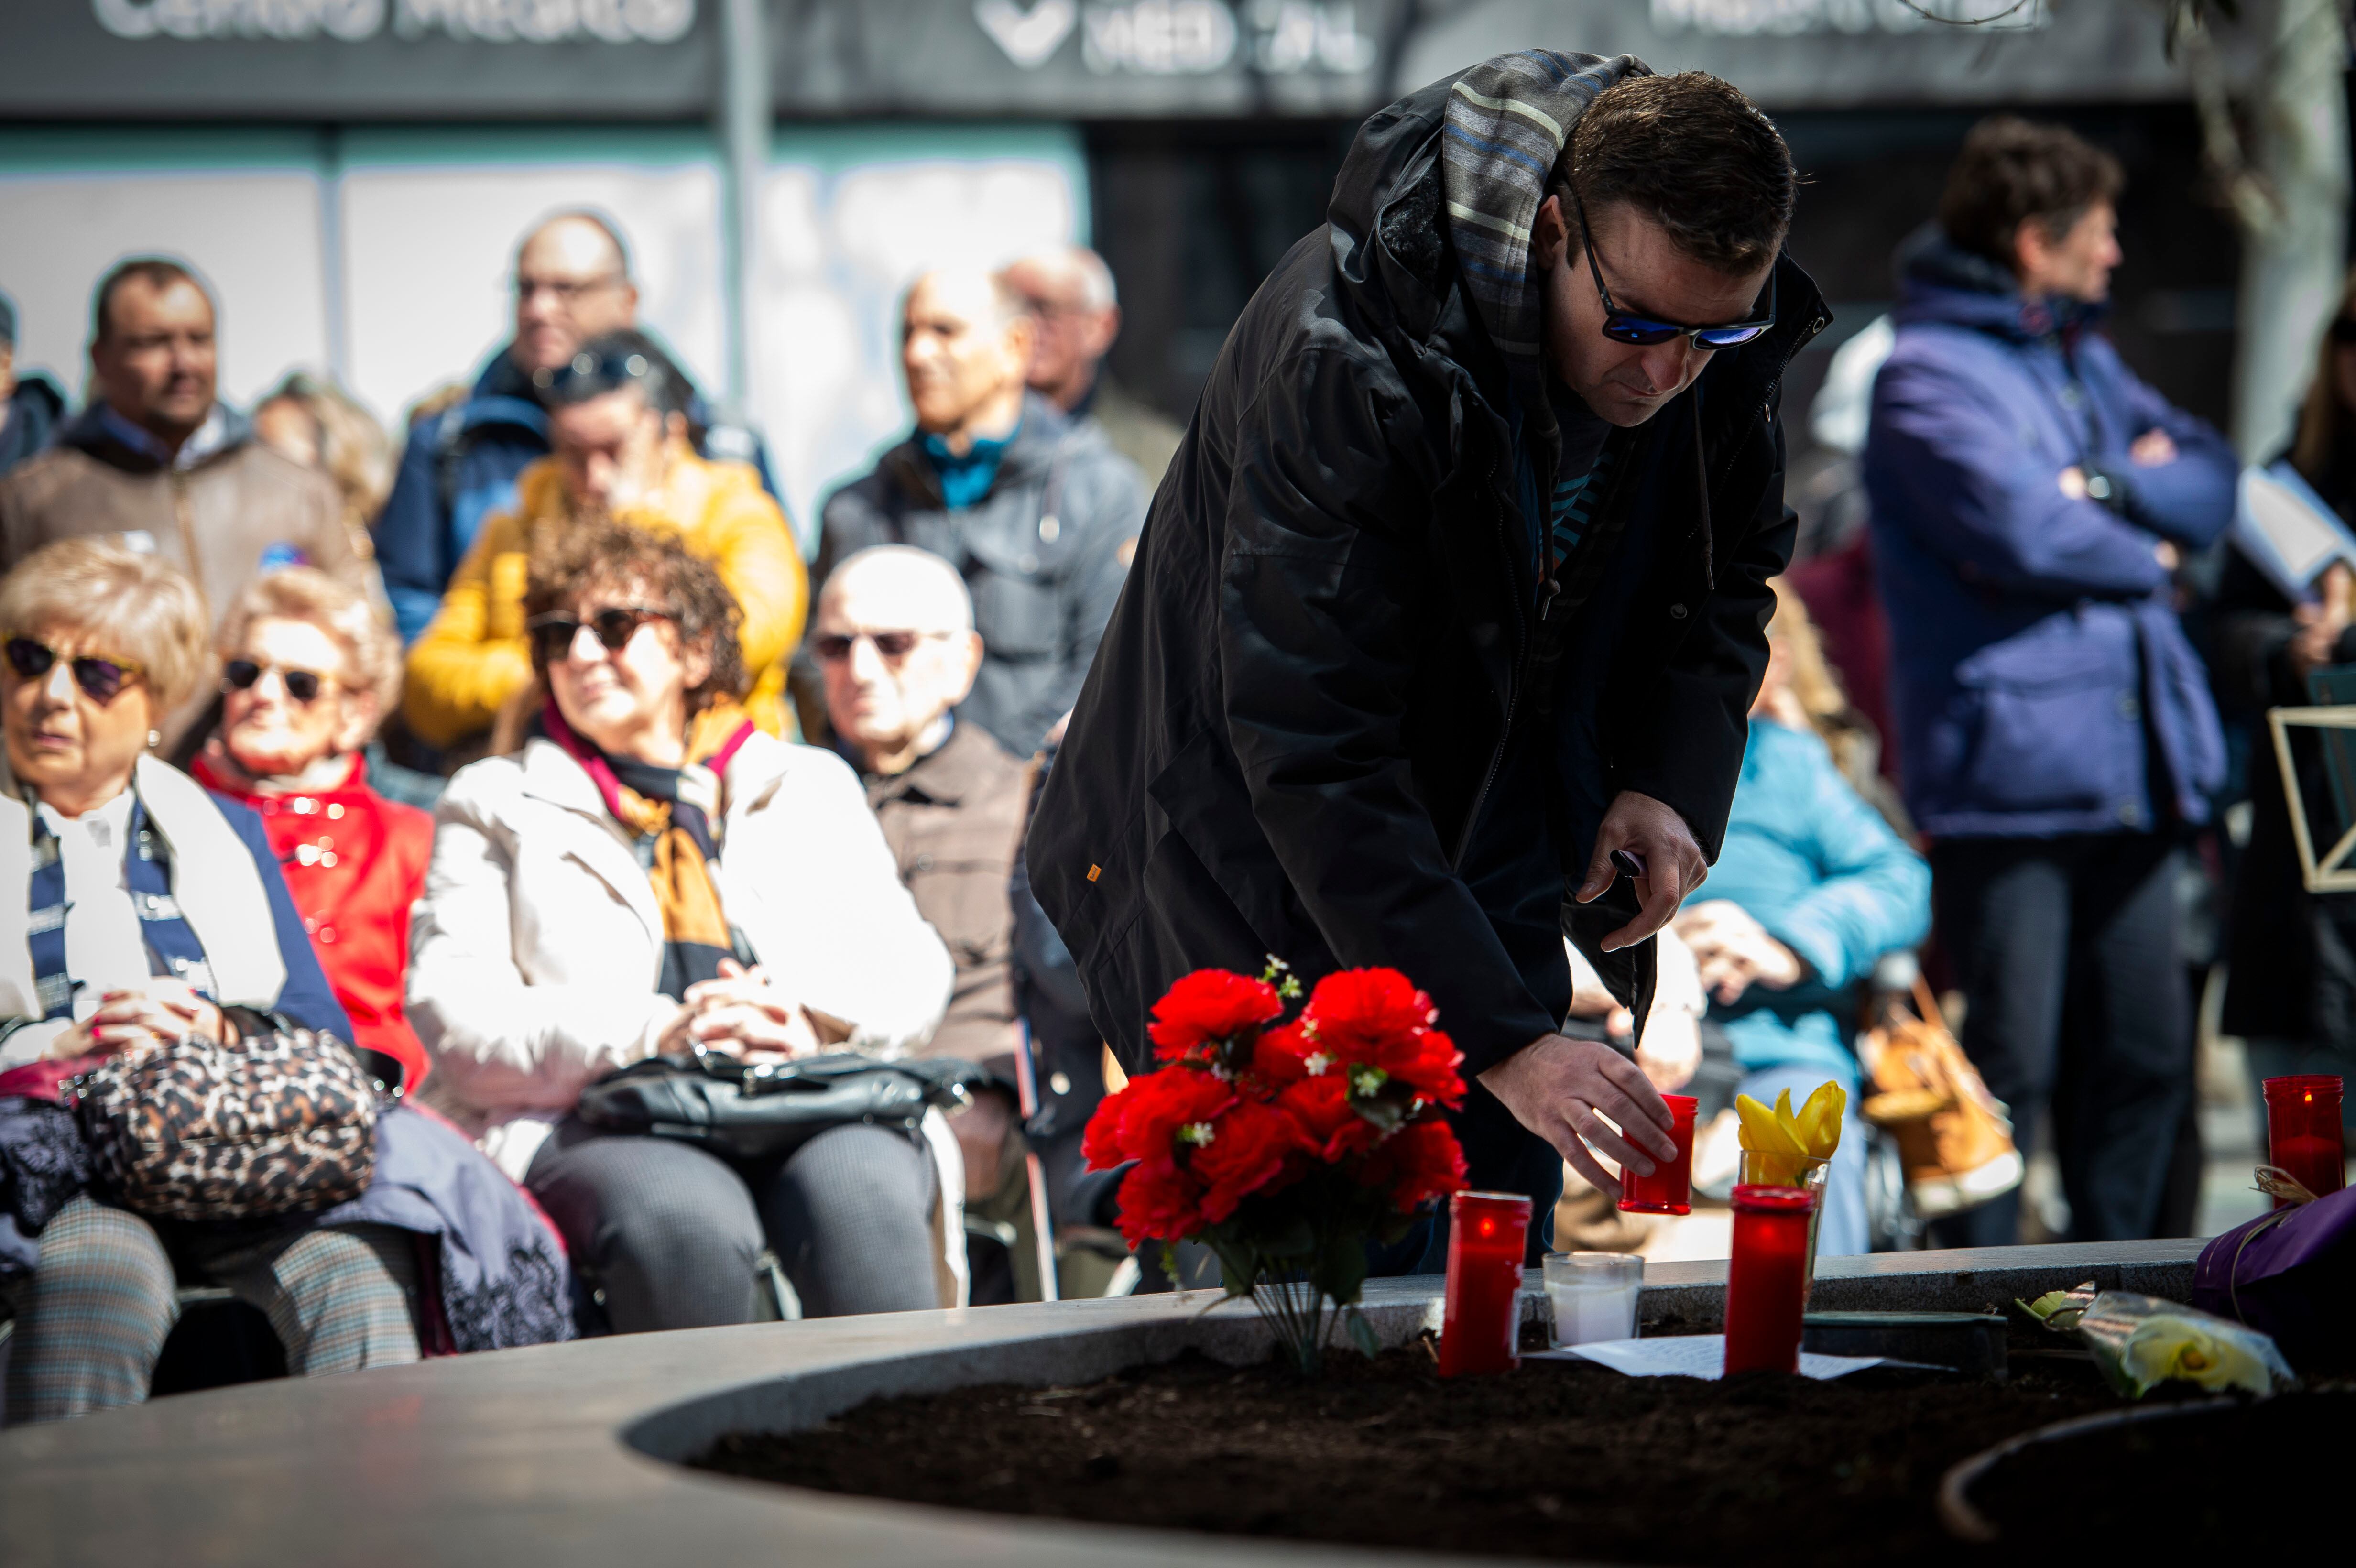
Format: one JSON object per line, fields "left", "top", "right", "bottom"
{"left": 1113, "top": 1157, "right": 1203, "bottom": 1247}
{"left": 1277, "top": 1072, "right": 1383, "bottom": 1164}
{"left": 1298, "top": 968, "right": 1466, "bottom": 1109}
{"left": 1365, "top": 1118, "right": 1469, "bottom": 1212}
{"left": 1298, "top": 969, "right": 1434, "bottom": 1052}
{"left": 1082, "top": 1066, "right": 1236, "bottom": 1168}
{"left": 1248, "top": 1019, "right": 1314, "bottom": 1088}
{"left": 1148, "top": 969, "right": 1285, "bottom": 1061}
{"left": 1189, "top": 1100, "right": 1305, "bottom": 1222}
{"left": 1365, "top": 1026, "right": 1467, "bottom": 1110}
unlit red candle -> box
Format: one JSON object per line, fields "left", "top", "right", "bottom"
{"left": 2263, "top": 1076, "right": 2346, "bottom": 1209}
{"left": 1617, "top": 1094, "right": 1698, "bottom": 1216}
{"left": 1723, "top": 1183, "right": 1816, "bottom": 1376}
{"left": 1439, "top": 1190, "right": 1530, "bottom": 1378}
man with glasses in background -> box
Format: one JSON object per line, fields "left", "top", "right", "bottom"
{"left": 403, "top": 330, "right": 803, "bottom": 757}
{"left": 816, "top": 543, "right": 1044, "bottom": 1298}
{"left": 371, "top": 210, "right": 776, "bottom": 647}
{"left": 1003, "top": 245, "right": 1184, "bottom": 492}
{"left": 1030, "top": 58, "right": 1828, "bottom": 1268}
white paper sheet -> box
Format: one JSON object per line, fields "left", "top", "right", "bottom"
{"left": 1526, "top": 1335, "right": 1886, "bottom": 1381}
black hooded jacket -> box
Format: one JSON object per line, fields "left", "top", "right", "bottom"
{"left": 1028, "top": 67, "right": 1829, "bottom": 1132}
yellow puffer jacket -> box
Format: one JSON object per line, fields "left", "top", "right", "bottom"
{"left": 403, "top": 446, "right": 806, "bottom": 748}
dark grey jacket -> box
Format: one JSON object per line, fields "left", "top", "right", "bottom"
{"left": 817, "top": 393, "right": 1148, "bottom": 758}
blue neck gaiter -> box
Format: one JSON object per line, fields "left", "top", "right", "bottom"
{"left": 921, "top": 425, "right": 1016, "bottom": 509}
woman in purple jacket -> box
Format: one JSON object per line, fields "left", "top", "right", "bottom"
{"left": 1864, "top": 117, "right": 2236, "bottom": 1248}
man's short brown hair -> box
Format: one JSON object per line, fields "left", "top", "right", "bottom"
{"left": 1555, "top": 72, "right": 1795, "bottom": 275}
{"left": 1937, "top": 116, "right": 2123, "bottom": 269}
{"left": 91, "top": 257, "right": 210, "bottom": 343}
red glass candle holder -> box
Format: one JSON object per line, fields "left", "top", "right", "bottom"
{"left": 2264, "top": 1075, "right": 2346, "bottom": 1209}
{"left": 1617, "top": 1094, "right": 1698, "bottom": 1215}
{"left": 1723, "top": 1183, "right": 1817, "bottom": 1376}
{"left": 1439, "top": 1190, "right": 1531, "bottom": 1378}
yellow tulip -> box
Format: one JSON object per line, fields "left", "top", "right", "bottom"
{"left": 2117, "top": 1315, "right": 2273, "bottom": 1396}
{"left": 1736, "top": 1093, "right": 1803, "bottom": 1156}
{"left": 1796, "top": 1082, "right": 1846, "bottom": 1160}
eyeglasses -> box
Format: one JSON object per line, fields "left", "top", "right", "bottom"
{"left": 1570, "top": 189, "right": 1776, "bottom": 350}
{"left": 3, "top": 637, "right": 142, "bottom": 704}
{"left": 812, "top": 629, "right": 951, "bottom": 665}
{"left": 223, "top": 659, "right": 333, "bottom": 705}
{"left": 528, "top": 606, "right": 673, "bottom": 663}
{"left": 513, "top": 273, "right": 626, "bottom": 306}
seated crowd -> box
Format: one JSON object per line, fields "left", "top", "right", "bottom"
{"left": 0, "top": 210, "right": 1927, "bottom": 1429}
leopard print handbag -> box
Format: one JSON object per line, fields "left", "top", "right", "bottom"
{"left": 68, "top": 1030, "right": 380, "bottom": 1221}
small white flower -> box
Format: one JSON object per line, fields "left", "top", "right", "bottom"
{"left": 1179, "top": 1121, "right": 1217, "bottom": 1146}
{"left": 1305, "top": 1052, "right": 1332, "bottom": 1077}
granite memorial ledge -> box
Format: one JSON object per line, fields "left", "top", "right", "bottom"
{"left": 0, "top": 1237, "right": 2205, "bottom": 1568}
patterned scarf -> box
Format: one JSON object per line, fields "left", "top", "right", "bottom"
{"left": 1440, "top": 50, "right": 1644, "bottom": 375}
{"left": 544, "top": 703, "right": 758, "bottom": 1001}
{"left": 24, "top": 794, "right": 213, "bottom": 1021}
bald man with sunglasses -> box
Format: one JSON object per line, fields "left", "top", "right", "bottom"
{"left": 1030, "top": 57, "right": 1831, "bottom": 1269}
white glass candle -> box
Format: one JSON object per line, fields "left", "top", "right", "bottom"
{"left": 1542, "top": 1252, "right": 1645, "bottom": 1346}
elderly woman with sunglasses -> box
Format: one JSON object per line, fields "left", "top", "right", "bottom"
{"left": 410, "top": 520, "right": 958, "bottom": 1331}
{"left": 0, "top": 539, "right": 425, "bottom": 1425}
{"left": 188, "top": 567, "right": 435, "bottom": 1093}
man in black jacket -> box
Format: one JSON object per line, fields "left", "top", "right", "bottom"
{"left": 1030, "top": 54, "right": 1828, "bottom": 1265}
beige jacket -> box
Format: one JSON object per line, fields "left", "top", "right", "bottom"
{"left": 0, "top": 408, "right": 385, "bottom": 745}
{"left": 408, "top": 730, "right": 965, "bottom": 1297}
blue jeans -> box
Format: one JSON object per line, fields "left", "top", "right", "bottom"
{"left": 1738, "top": 1062, "right": 1869, "bottom": 1258}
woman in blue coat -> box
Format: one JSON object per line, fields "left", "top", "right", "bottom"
{"left": 1863, "top": 118, "right": 2236, "bottom": 1246}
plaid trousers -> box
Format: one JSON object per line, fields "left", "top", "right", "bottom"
{"left": 1, "top": 1194, "right": 420, "bottom": 1426}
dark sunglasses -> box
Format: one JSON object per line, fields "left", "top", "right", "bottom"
{"left": 3, "top": 637, "right": 142, "bottom": 704}
{"left": 1571, "top": 189, "right": 1776, "bottom": 350}
{"left": 528, "top": 606, "right": 672, "bottom": 662}
{"left": 223, "top": 659, "right": 331, "bottom": 705}
{"left": 812, "top": 629, "right": 949, "bottom": 664}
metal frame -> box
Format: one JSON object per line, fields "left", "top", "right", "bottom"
{"left": 2268, "top": 703, "right": 2356, "bottom": 892}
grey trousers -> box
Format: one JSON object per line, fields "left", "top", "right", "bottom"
{"left": 526, "top": 1120, "right": 939, "bottom": 1332}
{"left": 2, "top": 1194, "right": 421, "bottom": 1427}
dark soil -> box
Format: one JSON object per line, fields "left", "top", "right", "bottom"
{"left": 1969, "top": 1386, "right": 2355, "bottom": 1553}
{"left": 688, "top": 1336, "right": 2261, "bottom": 1566}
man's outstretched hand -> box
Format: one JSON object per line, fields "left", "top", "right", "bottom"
{"left": 1573, "top": 790, "right": 1707, "bottom": 952}
{"left": 1480, "top": 1033, "right": 1678, "bottom": 1200}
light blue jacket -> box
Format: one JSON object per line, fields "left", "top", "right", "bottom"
{"left": 1704, "top": 719, "right": 1931, "bottom": 1088}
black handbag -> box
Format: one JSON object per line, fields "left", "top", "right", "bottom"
{"left": 575, "top": 1049, "right": 985, "bottom": 1162}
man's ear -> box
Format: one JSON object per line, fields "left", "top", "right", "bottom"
{"left": 1003, "top": 312, "right": 1038, "bottom": 374}
{"left": 1532, "top": 194, "right": 1571, "bottom": 277}
{"left": 949, "top": 629, "right": 985, "bottom": 705}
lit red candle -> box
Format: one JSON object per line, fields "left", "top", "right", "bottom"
{"left": 1617, "top": 1094, "right": 1698, "bottom": 1216}
{"left": 1439, "top": 1190, "right": 1530, "bottom": 1378}
{"left": 2263, "top": 1075, "right": 2345, "bottom": 1209}
{"left": 1723, "top": 1183, "right": 1816, "bottom": 1376}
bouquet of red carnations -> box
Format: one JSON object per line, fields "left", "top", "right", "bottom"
{"left": 1082, "top": 959, "right": 1469, "bottom": 1372}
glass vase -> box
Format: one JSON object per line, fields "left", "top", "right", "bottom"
{"left": 1736, "top": 1150, "right": 1830, "bottom": 1307}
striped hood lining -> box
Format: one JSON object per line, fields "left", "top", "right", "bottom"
{"left": 1440, "top": 50, "right": 1649, "bottom": 374}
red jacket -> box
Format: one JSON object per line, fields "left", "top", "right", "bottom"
{"left": 193, "top": 752, "right": 434, "bottom": 1091}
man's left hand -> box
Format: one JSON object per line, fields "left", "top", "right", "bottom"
{"left": 1573, "top": 790, "right": 1707, "bottom": 952}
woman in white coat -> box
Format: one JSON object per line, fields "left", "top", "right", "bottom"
{"left": 409, "top": 520, "right": 955, "bottom": 1329}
